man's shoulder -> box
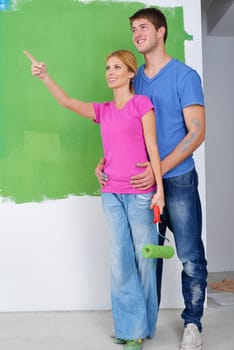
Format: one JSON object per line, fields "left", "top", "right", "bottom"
{"left": 171, "top": 59, "right": 195, "bottom": 73}
{"left": 172, "top": 59, "right": 200, "bottom": 78}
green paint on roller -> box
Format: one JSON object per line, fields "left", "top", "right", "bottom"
{"left": 142, "top": 244, "right": 175, "bottom": 259}
{"left": 0, "top": 0, "right": 192, "bottom": 203}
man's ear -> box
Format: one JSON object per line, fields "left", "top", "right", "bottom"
{"left": 158, "top": 26, "right": 166, "bottom": 40}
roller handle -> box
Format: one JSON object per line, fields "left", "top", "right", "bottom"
{"left": 153, "top": 205, "right": 161, "bottom": 224}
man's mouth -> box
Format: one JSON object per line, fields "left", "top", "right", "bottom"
{"left": 136, "top": 38, "right": 145, "bottom": 45}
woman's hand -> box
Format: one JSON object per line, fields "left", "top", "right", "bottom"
{"left": 150, "top": 191, "right": 165, "bottom": 215}
{"left": 130, "top": 162, "right": 155, "bottom": 190}
{"left": 24, "top": 50, "right": 47, "bottom": 80}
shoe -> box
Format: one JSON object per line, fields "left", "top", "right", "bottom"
{"left": 113, "top": 337, "right": 127, "bottom": 344}
{"left": 110, "top": 333, "right": 126, "bottom": 344}
{"left": 124, "top": 339, "right": 143, "bottom": 350}
{"left": 180, "top": 323, "right": 204, "bottom": 350}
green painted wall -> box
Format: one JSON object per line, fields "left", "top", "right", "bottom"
{"left": 0, "top": 0, "right": 192, "bottom": 203}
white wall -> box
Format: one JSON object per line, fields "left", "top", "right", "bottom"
{"left": 0, "top": 197, "right": 111, "bottom": 311}
{"left": 0, "top": 0, "right": 205, "bottom": 311}
{"left": 202, "top": 1, "right": 234, "bottom": 272}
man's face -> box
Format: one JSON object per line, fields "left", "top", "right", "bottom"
{"left": 131, "top": 18, "right": 160, "bottom": 54}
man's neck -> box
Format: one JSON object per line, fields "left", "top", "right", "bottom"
{"left": 144, "top": 49, "right": 171, "bottom": 78}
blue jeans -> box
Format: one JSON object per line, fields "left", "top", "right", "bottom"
{"left": 158, "top": 168, "right": 207, "bottom": 332}
{"left": 101, "top": 192, "right": 158, "bottom": 340}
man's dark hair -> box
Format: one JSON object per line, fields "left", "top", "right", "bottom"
{"left": 129, "top": 7, "right": 168, "bottom": 43}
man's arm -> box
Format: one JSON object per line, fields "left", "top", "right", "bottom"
{"left": 161, "top": 104, "right": 205, "bottom": 176}
{"left": 130, "top": 104, "right": 205, "bottom": 189}
{"left": 130, "top": 162, "right": 155, "bottom": 190}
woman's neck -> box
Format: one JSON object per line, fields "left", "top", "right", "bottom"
{"left": 113, "top": 88, "right": 134, "bottom": 109}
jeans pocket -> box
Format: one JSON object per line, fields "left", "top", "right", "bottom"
{"left": 167, "top": 169, "right": 198, "bottom": 189}
{"left": 135, "top": 192, "right": 153, "bottom": 209}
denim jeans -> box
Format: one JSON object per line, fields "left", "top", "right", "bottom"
{"left": 158, "top": 168, "right": 207, "bottom": 332}
{"left": 101, "top": 192, "right": 158, "bottom": 340}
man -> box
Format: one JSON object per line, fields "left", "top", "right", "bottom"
{"left": 96, "top": 7, "right": 207, "bottom": 350}
{"left": 129, "top": 7, "right": 207, "bottom": 350}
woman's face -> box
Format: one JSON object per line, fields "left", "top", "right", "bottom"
{"left": 105, "top": 56, "right": 133, "bottom": 90}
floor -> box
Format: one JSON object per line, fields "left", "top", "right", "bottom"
{"left": 0, "top": 272, "right": 233, "bottom": 350}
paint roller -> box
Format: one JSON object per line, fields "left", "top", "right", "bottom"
{"left": 141, "top": 205, "right": 175, "bottom": 259}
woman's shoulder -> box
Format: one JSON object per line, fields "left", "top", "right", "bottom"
{"left": 133, "top": 94, "right": 152, "bottom": 103}
{"left": 132, "top": 94, "right": 154, "bottom": 114}
{"left": 133, "top": 94, "right": 153, "bottom": 108}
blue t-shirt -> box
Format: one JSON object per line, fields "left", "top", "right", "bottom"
{"left": 133, "top": 58, "right": 205, "bottom": 178}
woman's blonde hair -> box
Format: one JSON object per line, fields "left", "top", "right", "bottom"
{"left": 106, "top": 49, "right": 137, "bottom": 93}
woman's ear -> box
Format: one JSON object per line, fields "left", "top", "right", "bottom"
{"left": 128, "top": 72, "right": 135, "bottom": 79}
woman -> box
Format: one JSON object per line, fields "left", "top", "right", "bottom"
{"left": 24, "top": 49, "right": 164, "bottom": 350}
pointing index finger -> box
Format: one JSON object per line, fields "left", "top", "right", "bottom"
{"left": 23, "top": 50, "right": 38, "bottom": 64}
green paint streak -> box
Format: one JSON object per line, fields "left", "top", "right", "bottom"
{"left": 0, "top": 0, "right": 192, "bottom": 203}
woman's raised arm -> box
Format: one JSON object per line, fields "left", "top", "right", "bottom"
{"left": 24, "top": 50, "right": 95, "bottom": 119}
